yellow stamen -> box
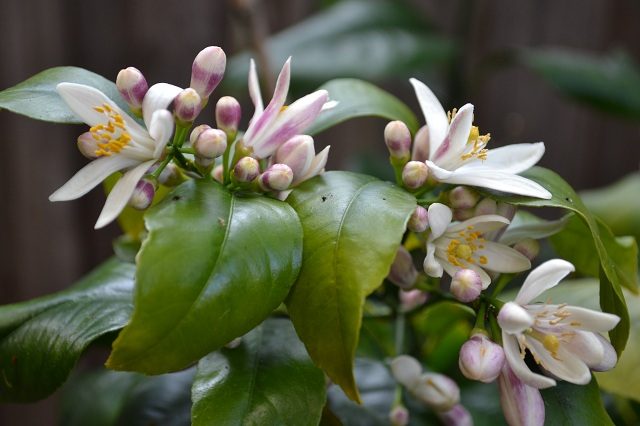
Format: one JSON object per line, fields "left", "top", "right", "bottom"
{"left": 89, "top": 103, "right": 132, "bottom": 157}
{"left": 543, "top": 334, "right": 560, "bottom": 357}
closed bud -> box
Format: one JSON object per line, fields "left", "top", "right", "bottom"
{"left": 437, "top": 404, "right": 473, "bottom": 426}
{"left": 474, "top": 197, "right": 497, "bottom": 216}
{"left": 212, "top": 164, "right": 224, "bottom": 183}
{"left": 174, "top": 88, "right": 202, "bottom": 123}
{"left": 388, "top": 246, "right": 418, "bottom": 288}
{"left": 498, "top": 302, "right": 534, "bottom": 334}
{"left": 116, "top": 67, "right": 148, "bottom": 113}
{"left": 390, "top": 355, "right": 423, "bottom": 389}
{"left": 259, "top": 164, "right": 294, "bottom": 191}
{"left": 399, "top": 289, "right": 428, "bottom": 312}
{"left": 190, "top": 46, "right": 226, "bottom": 99}
{"left": 194, "top": 128, "right": 227, "bottom": 159}
{"left": 449, "top": 186, "right": 480, "bottom": 209}
{"left": 411, "top": 125, "right": 430, "bottom": 162}
{"left": 148, "top": 162, "right": 182, "bottom": 187}
{"left": 412, "top": 373, "right": 460, "bottom": 412}
{"left": 513, "top": 238, "right": 540, "bottom": 261}
{"left": 384, "top": 121, "right": 411, "bottom": 159}
{"left": 128, "top": 177, "right": 157, "bottom": 210}
{"left": 450, "top": 269, "right": 482, "bottom": 302}
{"left": 497, "top": 202, "right": 517, "bottom": 221}
{"left": 232, "top": 156, "right": 260, "bottom": 183}
{"left": 453, "top": 208, "right": 474, "bottom": 221}
{"left": 402, "top": 161, "right": 429, "bottom": 189}
{"left": 389, "top": 405, "right": 409, "bottom": 426}
{"left": 498, "top": 365, "right": 545, "bottom": 426}
{"left": 190, "top": 124, "right": 212, "bottom": 145}
{"left": 274, "top": 135, "right": 315, "bottom": 179}
{"left": 408, "top": 206, "right": 429, "bottom": 233}
{"left": 76, "top": 132, "right": 99, "bottom": 159}
{"left": 216, "top": 96, "right": 241, "bottom": 136}
{"left": 459, "top": 334, "right": 505, "bottom": 383}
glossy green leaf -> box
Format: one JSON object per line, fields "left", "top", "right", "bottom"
{"left": 483, "top": 166, "right": 631, "bottom": 353}
{"left": 0, "top": 258, "right": 134, "bottom": 402}
{"left": 107, "top": 180, "right": 302, "bottom": 373}
{"left": 307, "top": 79, "right": 420, "bottom": 135}
{"left": 542, "top": 376, "right": 614, "bottom": 425}
{"left": 191, "top": 318, "right": 326, "bottom": 426}
{"left": 286, "top": 171, "right": 416, "bottom": 402}
{"left": 0, "top": 66, "right": 127, "bottom": 123}
{"left": 518, "top": 48, "right": 640, "bottom": 119}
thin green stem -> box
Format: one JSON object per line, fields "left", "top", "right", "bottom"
{"left": 488, "top": 310, "right": 502, "bottom": 344}
{"left": 394, "top": 310, "right": 406, "bottom": 356}
{"left": 180, "top": 147, "right": 195, "bottom": 155}
{"left": 471, "top": 301, "right": 488, "bottom": 335}
{"left": 151, "top": 154, "right": 173, "bottom": 179}
{"left": 490, "top": 273, "right": 514, "bottom": 298}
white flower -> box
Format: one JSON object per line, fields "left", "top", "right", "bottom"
{"left": 410, "top": 78, "right": 551, "bottom": 199}
{"left": 498, "top": 259, "right": 620, "bottom": 389}
{"left": 424, "top": 203, "right": 531, "bottom": 288}
{"left": 49, "top": 82, "right": 180, "bottom": 228}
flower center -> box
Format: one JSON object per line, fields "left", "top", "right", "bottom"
{"left": 460, "top": 126, "right": 490, "bottom": 162}
{"left": 446, "top": 226, "right": 487, "bottom": 267}
{"left": 90, "top": 103, "right": 132, "bottom": 157}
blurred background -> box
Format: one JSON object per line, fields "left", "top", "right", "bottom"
{"left": 1, "top": 0, "right": 639, "bottom": 423}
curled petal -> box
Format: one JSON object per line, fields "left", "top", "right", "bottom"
{"left": 462, "top": 143, "right": 546, "bottom": 174}
{"left": 525, "top": 338, "right": 592, "bottom": 385}
{"left": 427, "top": 203, "right": 452, "bottom": 239}
{"left": 424, "top": 243, "right": 443, "bottom": 278}
{"left": 502, "top": 333, "right": 556, "bottom": 389}
{"left": 561, "top": 306, "right": 621, "bottom": 332}
{"left": 295, "top": 145, "right": 330, "bottom": 185}
{"left": 431, "top": 103, "right": 474, "bottom": 168}
{"left": 248, "top": 59, "right": 264, "bottom": 120}
{"left": 515, "top": 259, "right": 574, "bottom": 305}
{"left": 142, "top": 83, "right": 182, "bottom": 129}
{"left": 409, "top": 78, "right": 448, "bottom": 155}
{"left": 148, "top": 109, "right": 175, "bottom": 158}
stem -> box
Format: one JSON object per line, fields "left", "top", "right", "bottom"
{"left": 180, "top": 147, "right": 195, "bottom": 155}
{"left": 471, "top": 301, "right": 488, "bottom": 335}
{"left": 394, "top": 310, "right": 406, "bottom": 356}
{"left": 488, "top": 310, "right": 502, "bottom": 344}
{"left": 490, "top": 273, "right": 514, "bottom": 298}
{"left": 151, "top": 154, "right": 173, "bottom": 179}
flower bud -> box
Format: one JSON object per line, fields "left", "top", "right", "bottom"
{"left": 212, "top": 164, "right": 224, "bottom": 183}
{"left": 449, "top": 186, "right": 480, "bottom": 209}
{"left": 497, "top": 302, "right": 534, "bottom": 334}
{"left": 408, "top": 206, "right": 429, "bottom": 233}
{"left": 194, "top": 128, "right": 227, "bottom": 159}
{"left": 411, "top": 125, "right": 430, "bottom": 162}
{"left": 474, "top": 197, "right": 497, "bottom": 216}
{"left": 195, "top": 156, "right": 216, "bottom": 169}
{"left": 116, "top": 67, "right": 148, "bottom": 113}
{"left": 384, "top": 121, "right": 411, "bottom": 159}
{"left": 390, "top": 355, "right": 422, "bottom": 389}
{"left": 497, "top": 202, "right": 517, "bottom": 221}
{"left": 76, "top": 132, "right": 99, "bottom": 159}
{"left": 148, "top": 162, "right": 182, "bottom": 187}
{"left": 232, "top": 156, "right": 260, "bottom": 183}
{"left": 128, "top": 177, "right": 157, "bottom": 210}
{"left": 412, "top": 373, "right": 460, "bottom": 411}
{"left": 190, "top": 46, "right": 226, "bottom": 99}
{"left": 190, "top": 124, "right": 212, "bottom": 145}
{"left": 274, "top": 135, "right": 315, "bottom": 179}
{"left": 513, "top": 238, "right": 540, "bottom": 261}
{"left": 399, "top": 289, "right": 428, "bottom": 312}
{"left": 450, "top": 269, "right": 483, "bottom": 302}
{"left": 174, "top": 88, "right": 202, "bottom": 123}
{"left": 437, "top": 404, "right": 473, "bottom": 426}
{"left": 458, "top": 334, "right": 505, "bottom": 383}
{"left": 389, "top": 405, "right": 409, "bottom": 426}
{"left": 498, "top": 365, "right": 545, "bottom": 426}
{"left": 388, "top": 246, "right": 418, "bottom": 288}
{"left": 216, "top": 96, "right": 242, "bottom": 136}
{"left": 453, "top": 208, "right": 474, "bottom": 222}
{"left": 259, "top": 164, "right": 294, "bottom": 191}
{"left": 402, "top": 161, "right": 429, "bottom": 189}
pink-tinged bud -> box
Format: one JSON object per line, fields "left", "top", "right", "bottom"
{"left": 128, "top": 177, "right": 157, "bottom": 210}
{"left": 449, "top": 186, "right": 480, "bottom": 209}
{"left": 459, "top": 334, "right": 505, "bottom": 383}
{"left": 194, "top": 128, "right": 227, "bottom": 159}
{"left": 437, "top": 404, "right": 473, "bottom": 426}
{"left": 498, "top": 302, "right": 534, "bottom": 334}
{"left": 411, "top": 125, "right": 430, "bottom": 162}
{"left": 399, "top": 289, "right": 428, "bottom": 312}
{"left": 412, "top": 373, "right": 460, "bottom": 411}
{"left": 76, "top": 132, "right": 99, "bottom": 159}
{"left": 390, "top": 355, "right": 422, "bottom": 389}
{"left": 190, "top": 124, "right": 212, "bottom": 145}
{"left": 450, "top": 269, "right": 482, "bottom": 303}
{"left": 212, "top": 164, "right": 224, "bottom": 183}
{"left": 148, "top": 162, "right": 182, "bottom": 187}
{"left": 259, "top": 164, "right": 294, "bottom": 191}
{"left": 389, "top": 405, "right": 409, "bottom": 426}
{"left": 453, "top": 208, "right": 474, "bottom": 221}
{"left": 497, "top": 202, "right": 517, "bottom": 221}
{"left": 232, "top": 156, "right": 260, "bottom": 183}
{"left": 408, "top": 206, "right": 429, "bottom": 233}
{"left": 388, "top": 246, "right": 418, "bottom": 289}
{"left": 475, "top": 198, "right": 497, "bottom": 216}
{"left": 274, "top": 135, "right": 315, "bottom": 179}
{"left": 498, "top": 365, "right": 545, "bottom": 426}
{"left": 384, "top": 121, "right": 412, "bottom": 159}
{"left": 174, "top": 88, "right": 202, "bottom": 123}
{"left": 513, "top": 238, "right": 540, "bottom": 261}
{"left": 402, "top": 161, "right": 429, "bottom": 189}
{"left": 216, "top": 96, "right": 241, "bottom": 136}
{"left": 190, "top": 46, "right": 226, "bottom": 99}
{"left": 116, "top": 67, "right": 148, "bottom": 112}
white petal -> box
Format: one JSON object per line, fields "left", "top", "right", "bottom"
{"left": 424, "top": 242, "right": 443, "bottom": 278}
{"left": 427, "top": 203, "right": 452, "bottom": 239}
{"left": 447, "top": 214, "right": 510, "bottom": 234}
{"left": 94, "top": 159, "right": 156, "bottom": 229}
{"left": 142, "top": 82, "right": 182, "bottom": 129}
{"left": 499, "top": 302, "right": 535, "bottom": 334}
{"left": 294, "top": 145, "right": 329, "bottom": 185}
{"left": 562, "top": 306, "right": 620, "bottom": 332}
{"left": 322, "top": 100, "right": 338, "bottom": 111}
{"left": 564, "top": 331, "right": 605, "bottom": 368}
{"left": 525, "top": 337, "right": 591, "bottom": 385}
{"left": 248, "top": 58, "right": 264, "bottom": 120}
{"left": 409, "top": 78, "right": 448, "bottom": 155}
{"left": 502, "top": 333, "right": 557, "bottom": 389}
{"left": 49, "top": 155, "right": 138, "bottom": 201}
{"left": 516, "top": 259, "right": 575, "bottom": 305}
{"left": 431, "top": 103, "right": 474, "bottom": 168}
{"left": 476, "top": 241, "right": 531, "bottom": 273}
{"left": 462, "top": 143, "right": 545, "bottom": 174}
{"left": 148, "top": 109, "right": 174, "bottom": 158}
{"left": 590, "top": 334, "right": 618, "bottom": 371}
{"left": 498, "top": 364, "right": 546, "bottom": 426}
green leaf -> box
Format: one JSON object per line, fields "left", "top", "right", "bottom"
{"left": 107, "top": 180, "right": 303, "bottom": 373}
{"left": 542, "top": 376, "right": 614, "bottom": 425}
{"left": 307, "top": 79, "right": 420, "bottom": 136}
{"left": 286, "top": 171, "right": 416, "bottom": 402}
{"left": 483, "top": 166, "right": 631, "bottom": 353}
{"left": 518, "top": 48, "right": 640, "bottom": 119}
{"left": 191, "top": 318, "right": 326, "bottom": 426}
{"left": 0, "top": 66, "right": 127, "bottom": 123}
{"left": 0, "top": 258, "right": 134, "bottom": 402}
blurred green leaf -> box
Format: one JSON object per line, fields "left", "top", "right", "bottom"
{"left": 0, "top": 66, "right": 126, "bottom": 123}
{"left": 518, "top": 48, "right": 640, "bottom": 119}
{"left": 543, "top": 376, "right": 614, "bottom": 425}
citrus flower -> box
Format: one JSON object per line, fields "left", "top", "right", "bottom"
{"left": 498, "top": 259, "right": 620, "bottom": 388}
{"left": 49, "top": 82, "right": 180, "bottom": 228}
{"left": 410, "top": 78, "right": 551, "bottom": 199}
